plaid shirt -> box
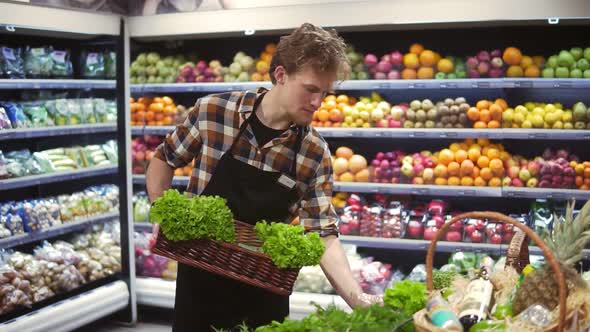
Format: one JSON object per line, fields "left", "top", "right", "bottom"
{"left": 154, "top": 88, "right": 338, "bottom": 236}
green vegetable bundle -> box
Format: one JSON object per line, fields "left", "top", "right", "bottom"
{"left": 254, "top": 221, "right": 325, "bottom": 269}
{"left": 149, "top": 189, "right": 235, "bottom": 243}
{"left": 384, "top": 280, "right": 427, "bottom": 317}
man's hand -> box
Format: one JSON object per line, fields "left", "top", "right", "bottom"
{"left": 353, "top": 293, "right": 384, "bottom": 308}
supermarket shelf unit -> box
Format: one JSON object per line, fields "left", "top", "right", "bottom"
{"left": 0, "top": 5, "right": 136, "bottom": 328}
{"left": 135, "top": 277, "right": 349, "bottom": 318}
{"left": 131, "top": 174, "right": 590, "bottom": 200}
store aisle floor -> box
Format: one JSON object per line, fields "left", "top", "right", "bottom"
{"left": 75, "top": 307, "right": 174, "bottom": 332}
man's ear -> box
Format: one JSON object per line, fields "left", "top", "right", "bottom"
{"left": 273, "top": 65, "right": 287, "bottom": 85}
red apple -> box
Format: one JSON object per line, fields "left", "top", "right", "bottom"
{"left": 407, "top": 220, "right": 424, "bottom": 238}
{"left": 490, "top": 234, "right": 502, "bottom": 244}
{"left": 424, "top": 226, "right": 438, "bottom": 240}
{"left": 339, "top": 223, "right": 350, "bottom": 235}
{"left": 445, "top": 231, "right": 462, "bottom": 242}
{"left": 464, "top": 224, "right": 476, "bottom": 235}
{"left": 470, "top": 230, "right": 484, "bottom": 243}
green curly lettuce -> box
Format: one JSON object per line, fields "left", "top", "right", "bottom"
{"left": 254, "top": 221, "right": 325, "bottom": 269}
{"left": 433, "top": 270, "right": 458, "bottom": 290}
{"left": 384, "top": 280, "right": 427, "bottom": 317}
{"left": 150, "top": 189, "right": 235, "bottom": 243}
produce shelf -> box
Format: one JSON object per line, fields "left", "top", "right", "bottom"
{"left": 130, "top": 78, "right": 590, "bottom": 94}
{"left": 0, "top": 280, "right": 128, "bottom": 332}
{"left": 333, "top": 183, "right": 502, "bottom": 197}
{"left": 0, "top": 124, "right": 117, "bottom": 141}
{"left": 132, "top": 175, "right": 188, "bottom": 187}
{"left": 0, "top": 212, "right": 120, "bottom": 250}
{"left": 134, "top": 126, "right": 590, "bottom": 141}
{"left": 339, "top": 236, "right": 590, "bottom": 259}
{"left": 0, "top": 166, "right": 118, "bottom": 190}
{"left": 502, "top": 187, "right": 590, "bottom": 200}
{"left": 0, "top": 79, "right": 116, "bottom": 90}
{"left": 135, "top": 277, "right": 348, "bottom": 318}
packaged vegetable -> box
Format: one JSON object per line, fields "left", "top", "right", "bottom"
{"left": 47, "top": 99, "right": 70, "bottom": 126}
{"left": 93, "top": 98, "right": 108, "bottom": 123}
{"left": 0, "top": 151, "right": 7, "bottom": 179}
{"left": 0, "top": 264, "right": 33, "bottom": 314}
{"left": 66, "top": 99, "right": 82, "bottom": 125}
{"left": 0, "top": 46, "right": 24, "bottom": 78}
{"left": 2, "top": 102, "right": 31, "bottom": 129}
{"left": 58, "top": 193, "right": 87, "bottom": 222}
{"left": 102, "top": 140, "right": 118, "bottom": 163}
{"left": 22, "top": 102, "right": 54, "bottom": 127}
{"left": 49, "top": 49, "right": 73, "bottom": 77}
{"left": 24, "top": 46, "right": 53, "bottom": 78}
{"left": 33, "top": 152, "right": 56, "bottom": 173}
{"left": 105, "top": 100, "right": 117, "bottom": 122}
{"left": 1, "top": 213, "right": 25, "bottom": 236}
{"left": 80, "top": 51, "right": 105, "bottom": 78}
{"left": 105, "top": 51, "right": 116, "bottom": 78}
{"left": 80, "top": 98, "right": 98, "bottom": 124}
{"left": 0, "top": 107, "right": 11, "bottom": 129}
{"left": 133, "top": 193, "right": 150, "bottom": 223}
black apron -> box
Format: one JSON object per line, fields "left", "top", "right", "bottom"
{"left": 172, "top": 94, "right": 304, "bottom": 332}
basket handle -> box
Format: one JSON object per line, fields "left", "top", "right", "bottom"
{"left": 425, "top": 211, "right": 567, "bottom": 332}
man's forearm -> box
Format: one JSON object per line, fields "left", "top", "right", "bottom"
{"left": 146, "top": 158, "right": 175, "bottom": 202}
{"left": 319, "top": 235, "right": 363, "bottom": 308}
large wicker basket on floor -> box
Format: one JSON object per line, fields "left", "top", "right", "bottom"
{"left": 150, "top": 220, "right": 300, "bottom": 296}
{"left": 413, "top": 211, "right": 569, "bottom": 332}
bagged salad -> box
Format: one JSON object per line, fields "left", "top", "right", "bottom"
{"left": 80, "top": 51, "right": 105, "bottom": 78}
{"left": 0, "top": 46, "right": 24, "bottom": 78}
{"left": 21, "top": 102, "right": 54, "bottom": 127}
{"left": 24, "top": 46, "right": 53, "bottom": 78}
{"left": 49, "top": 49, "right": 73, "bottom": 77}
{"left": 105, "top": 51, "right": 116, "bottom": 78}
{"left": 2, "top": 102, "right": 31, "bottom": 129}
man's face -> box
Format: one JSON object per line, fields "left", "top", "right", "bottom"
{"left": 278, "top": 66, "right": 336, "bottom": 126}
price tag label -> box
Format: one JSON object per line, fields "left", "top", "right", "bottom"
{"left": 51, "top": 50, "right": 66, "bottom": 63}
{"left": 2, "top": 47, "right": 16, "bottom": 60}
{"left": 86, "top": 53, "right": 99, "bottom": 65}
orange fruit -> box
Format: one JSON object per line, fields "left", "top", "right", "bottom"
{"left": 467, "top": 107, "right": 480, "bottom": 121}
{"left": 487, "top": 148, "right": 501, "bottom": 160}
{"left": 477, "top": 156, "right": 490, "bottom": 169}
{"left": 136, "top": 103, "right": 146, "bottom": 112}
{"left": 575, "top": 164, "right": 585, "bottom": 175}
{"left": 260, "top": 52, "right": 273, "bottom": 63}
{"left": 251, "top": 72, "right": 263, "bottom": 81}
{"left": 473, "top": 166, "right": 481, "bottom": 178}
{"left": 155, "top": 113, "right": 164, "bottom": 121}
{"left": 336, "top": 94, "right": 349, "bottom": 104}
{"left": 317, "top": 109, "right": 330, "bottom": 122}
{"left": 324, "top": 99, "right": 337, "bottom": 110}
{"left": 449, "top": 143, "right": 462, "bottom": 152}
{"left": 474, "top": 177, "right": 487, "bottom": 187}
{"left": 354, "top": 169, "right": 370, "bottom": 182}
{"left": 489, "top": 103, "right": 503, "bottom": 115}
{"left": 324, "top": 95, "right": 337, "bottom": 102}
{"left": 489, "top": 158, "right": 503, "bottom": 171}
{"left": 310, "top": 121, "right": 319, "bottom": 127}
{"left": 468, "top": 148, "right": 481, "bottom": 162}
{"left": 162, "top": 116, "right": 174, "bottom": 125}
{"left": 447, "top": 162, "right": 460, "bottom": 176}
{"left": 532, "top": 55, "right": 546, "bottom": 67}
{"left": 480, "top": 167, "right": 493, "bottom": 180}
{"left": 576, "top": 176, "right": 584, "bottom": 187}
{"left": 147, "top": 121, "right": 156, "bottom": 126}
{"left": 524, "top": 65, "right": 540, "bottom": 78}
{"left": 437, "top": 58, "right": 454, "bottom": 74}
{"left": 585, "top": 167, "right": 590, "bottom": 178}
{"left": 474, "top": 121, "right": 487, "bottom": 129}
{"left": 409, "top": 43, "right": 424, "bottom": 55}
{"left": 439, "top": 149, "right": 455, "bottom": 166}
{"left": 329, "top": 109, "right": 343, "bottom": 123}
{"left": 479, "top": 109, "right": 491, "bottom": 123}
{"left": 506, "top": 65, "right": 524, "bottom": 77}
{"left": 312, "top": 111, "right": 319, "bottom": 121}
{"left": 488, "top": 177, "right": 502, "bottom": 187}
{"left": 586, "top": 178, "right": 590, "bottom": 186}
{"left": 461, "top": 177, "right": 474, "bottom": 186}
{"left": 403, "top": 53, "right": 420, "bottom": 69}
{"left": 335, "top": 147, "right": 354, "bottom": 159}
{"left": 520, "top": 56, "right": 533, "bottom": 69}
{"left": 323, "top": 120, "right": 333, "bottom": 127}
{"left": 448, "top": 176, "right": 461, "bottom": 186}
{"left": 256, "top": 61, "right": 270, "bottom": 74}
{"left": 419, "top": 50, "right": 436, "bottom": 66}
{"left": 332, "top": 122, "right": 341, "bottom": 128}
{"left": 153, "top": 97, "right": 163, "bottom": 104}
{"left": 460, "top": 160, "right": 475, "bottom": 176}
{"left": 265, "top": 43, "right": 277, "bottom": 54}
{"left": 494, "top": 98, "right": 508, "bottom": 110}
{"left": 149, "top": 102, "right": 164, "bottom": 112}
{"left": 434, "top": 164, "right": 448, "bottom": 178}
{"left": 433, "top": 52, "right": 442, "bottom": 63}
{"left": 162, "top": 96, "right": 174, "bottom": 105}
{"left": 503, "top": 47, "right": 523, "bottom": 65}
{"left": 145, "top": 111, "right": 155, "bottom": 122}
{"left": 487, "top": 120, "right": 501, "bottom": 128}
{"left": 435, "top": 177, "right": 448, "bottom": 186}
{"left": 455, "top": 150, "right": 468, "bottom": 163}
{"left": 477, "top": 138, "right": 490, "bottom": 146}
{"left": 401, "top": 68, "right": 417, "bottom": 79}
{"left": 581, "top": 185, "right": 590, "bottom": 190}
{"left": 476, "top": 100, "right": 491, "bottom": 111}
{"left": 500, "top": 151, "right": 511, "bottom": 162}
{"left": 339, "top": 172, "right": 354, "bottom": 182}
{"left": 417, "top": 67, "right": 435, "bottom": 79}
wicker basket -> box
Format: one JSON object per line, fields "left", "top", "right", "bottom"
{"left": 150, "top": 220, "right": 300, "bottom": 296}
{"left": 413, "top": 211, "right": 569, "bottom": 332}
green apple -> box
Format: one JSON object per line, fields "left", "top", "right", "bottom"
{"left": 447, "top": 73, "right": 457, "bottom": 79}
{"left": 351, "top": 108, "right": 360, "bottom": 119}
{"left": 571, "top": 47, "right": 584, "bottom": 60}
{"left": 571, "top": 69, "right": 583, "bottom": 78}
{"left": 584, "top": 47, "right": 590, "bottom": 61}
{"left": 573, "top": 102, "right": 587, "bottom": 121}
{"left": 435, "top": 72, "right": 446, "bottom": 79}
{"left": 547, "top": 55, "right": 559, "bottom": 68}
{"left": 555, "top": 67, "right": 570, "bottom": 78}
{"left": 542, "top": 68, "right": 555, "bottom": 78}
{"left": 515, "top": 105, "right": 528, "bottom": 114}
{"left": 136, "top": 53, "right": 147, "bottom": 66}
{"left": 137, "top": 76, "right": 147, "bottom": 84}
{"left": 359, "top": 110, "right": 370, "bottom": 121}
{"left": 558, "top": 50, "right": 575, "bottom": 67}
{"left": 130, "top": 76, "right": 138, "bottom": 84}
{"left": 585, "top": 70, "right": 590, "bottom": 78}
{"left": 344, "top": 116, "right": 353, "bottom": 124}
{"left": 564, "top": 122, "right": 574, "bottom": 129}
{"left": 575, "top": 121, "right": 587, "bottom": 129}
{"left": 522, "top": 120, "right": 533, "bottom": 128}
{"left": 348, "top": 72, "right": 357, "bottom": 80}
{"left": 357, "top": 72, "right": 369, "bottom": 80}
{"left": 577, "top": 59, "right": 590, "bottom": 71}
{"left": 147, "top": 75, "right": 157, "bottom": 84}
{"left": 456, "top": 71, "right": 467, "bottom": 78}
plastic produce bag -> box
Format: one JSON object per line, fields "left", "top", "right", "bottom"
{"left": 67, "top": 99, "right": 82, "bottom": 125}
{"left": 105, "top": 51, "right": 116, "bottom": 78}
{"left": 24, "top": 46, "right": 53, "bottom": 78}
{"left": 0, "top": 152, "right": 7, "bottom": 179}
{"left": 0, "top": 264, "right": 33, "bottom": 314}
{"left": 2, "top": 102, "right": 31, "bottom": 129}
{"left": 293, "top": 265, "right": 333, "bottom": 294}
{"left": 1, "top": 213, "right": 25, "bottom": 236}
{"left": 133, "top": 193, "right": 150, "bottom": 223}
{"left": 102, "top": 140, "right": 118, "bottom": 163}
{"left": 0, "top": 46, "right": 24, "bottom": 78}
{"left": 406, "top": 264, "right": 427, "bottom": 283}
{"left": 57, "top": 193, "right": 87, "bottom": 222}
{"left": 80, "top": 98, "right": 98, "bottom": 124}
{"left": 105, "top": 100, "right": 117, "bottom": 122}
{"left": 0, "top": 107, "right": 11, "bottom": 130}
{"left": 80, "top": 51, "right": 105, "bottom": 78}
{"left": 45, "top": 99, "right": 70, "bottom": 126}
{"left": 49, "top": 49, "right": 73, "bottom": 78}
{"left": 22, "top": 102, "right": 54, "bottom": 127}
{"left": 93, "top": 98, "right": 108, "bottom": 123}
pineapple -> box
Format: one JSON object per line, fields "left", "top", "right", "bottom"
{"left": 512, "top": 200, "right": 590, "bottom": 314}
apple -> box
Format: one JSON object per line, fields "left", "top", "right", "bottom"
{"left": 508, "top": 166, "right": 520, "bottom": 179}
{"left": 502, "top": 177, "right": 512, "bottom": 187}
{"left": 466, "top": 57, "right": 479, "bottom": 69}
{"left": 348, "top": 218, "right": 360, "bottom": 231}
{"left": 364, "top": 54, "right": 378, "bottom": 67}
{"left": 391, "top": 177, "right": 400, "bottom": 184}
{"left": 474, "top": 219, "right": 486, "bottom": 231}
{"left": 339, "top": 223, "right": 351, "bottom": 235}
{"left": 445, "top": 231, "right": 462, "bottom": 242}
{"left": 374, "top": 72, "right": 387, "bottom": 80}
{"left": 519, "top": 169, "right": 532, "bottom": 182}
{"left": 376, "top": 61, "right": 392, "bottom": 74}
{"left": 380, "top": 160, "right": 390, "bottom": 169}
{"left": 511, "top": 178, "right": 524, "bottom": 187}
{"left": 389, "top": 120, "right": 401, "bottom": 128}
{"left": 390, "top": 106, "right": 404, "bottom": 120}
{"left": 491, "top": 57, "right": 504, "bottom": 68}
{"left": 527, "top": 161, "right": 540, "bottom": 176}
{"left": 490, "top": 234, "right": 503, "bottom": 244}
{"left": 406, "top": 220, "right": 424, "bottom": 238}
{"left": 423, "top": 168, "right": 434, "bottom": 181}
{"left": 424, "top": 227, "right": 438, "bottom": 240}
{"left": 387, "top": 70, "right": 401, "bottom": 80}
{"left": 495, "top": 224, "right": 504, "bottom": 233}
{"left": 401, "top": 163, "right": 415, "bottom": 177}
{"left": 390, "top": 51, "right": 403, "bottom": 66}
{"left": 470, "top": 230, "right": 484, "bottom": 243}
{"left": 527, "top": 178, "right": 539, "bottom": 188}
{"left": 431, "top": 215, "right": 444, "bottom": 228}
{"left": 424, "top": 158, "right": 436, "bottom": 168}
{"left": 464, "top": 224, "right": 476, "bottom": 235}
{"left": 449, "top": 220, "right": 463, "bottom": 231}
{"left": 402, "top": 156, "right": 414, "bottom": 165}
{"left": 503, "top": 233, "right": 514, "bottom": 243}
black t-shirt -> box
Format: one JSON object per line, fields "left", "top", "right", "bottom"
{"left": 250, "top": 111, "right": 286, "bottom": 147}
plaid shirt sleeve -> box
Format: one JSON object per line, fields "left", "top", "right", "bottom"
{"left": 154, "top": 100, "right": 203, "bottom": 168}
{"left": 299, "top": 145, "right": 339, "bottom": 237}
